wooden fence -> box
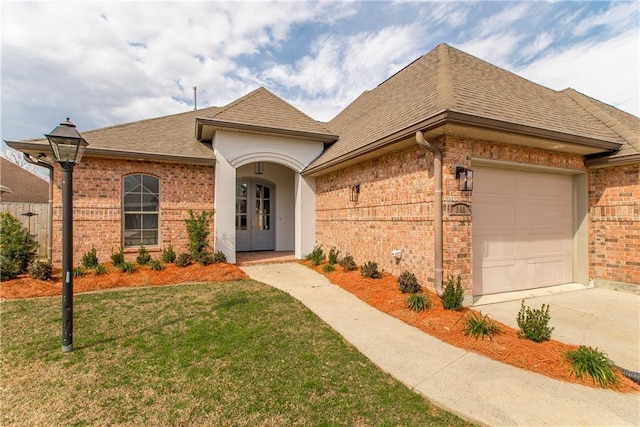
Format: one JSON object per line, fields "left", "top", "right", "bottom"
{"left": 1, "top": 202, "right": 50, "bottom": 259}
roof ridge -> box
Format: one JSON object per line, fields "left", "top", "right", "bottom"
{"left": 209, "top": 87, "right": 264, "bottom": 118}
{"left": 562, "top": 88, "right": 640, "bottom": 151}
{"left": 435, "top": 43, "right": 454, "bottom": 111}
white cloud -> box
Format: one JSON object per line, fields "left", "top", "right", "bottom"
{"left": 573, "top": 1, "right": 639, "bottom": 36}
{"left": 516, "top": 29, "right": 639, "bottom": 116}
{"left": 454, "top": 32, "right": 522, "bottom": 67}
{"left": 520, "top": 32, "right": 554, "bottom": 60}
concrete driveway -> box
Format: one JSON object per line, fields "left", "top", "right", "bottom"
{"left": 474, "top": 286, "right": 640, "bottom": 371}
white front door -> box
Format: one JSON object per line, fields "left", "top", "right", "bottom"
{"left": 472, "top": 166, "right": 573, "bottom": 295}
{"left": 236, "top": 179, "right": 275, "bottom": 251}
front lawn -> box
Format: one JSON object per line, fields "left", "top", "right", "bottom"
{"left": 0, "top": 280, "right": 472, "bottom": 426}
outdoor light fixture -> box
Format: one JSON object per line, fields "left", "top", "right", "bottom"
{"left": 455, "top": 166, "right": 473, "bottom": 192}
{"left": 254, "top": 162, "right": 264, "bottom": 175}
{"left": 350, "top": 183, "right": 360, "bottom": 202}
{"left": 45, "top": 118, "right": 88, "bottom": 353}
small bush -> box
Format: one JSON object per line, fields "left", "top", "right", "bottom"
{"left": 73, "top": 266, "right": 85, "bottom": 277}
{"left": 339, "top": 254, "right": 357, "bottom": 272}
{"left": 398, "top": 271, "right": 421, "bottom": 294}
{"left": 0, "top": 254, "right": 21, "bottom": 280}
{"left": 28, "top": 260, "right": 53, "bottom": 281}
{"left": 406, "top": 294, "right": 430, "bottom": 312}
{"left": 195, "top": 251, "right": 215, "bottom": 266}
{"left": 111, "top": 247, "right": 125, "bottom": 267}
{"left": 185, "top": 210, "right": 213, "bottom": 257}
{"left": 118, "top": 262, "right": 135, "bottom": 273}
{"left": 322, "top": 263, "right": 335, "bottom": 273}
{"left": 162, "top": 244, "right": 176, "bottom": 263}
{"left": 328, "top": 247, "right": 340, "bottom": 265}
{"left": 94, "top": 264, "right": 106, "bottom": 275}
{"left": 462, "top": 311, "right": 501, "bottom": 340}
{"left": 0, "top": 212, "right": 38, "bottom": 275}
{"left": 305, "top": 245, "right": 325, "bottom": 266}
{"left": 441, "top": 275, "right": 464, "bottom": 310}
{"left": 175, "top": 253, "right": 192, "bottom": 267}
{"left": 136, "top": 244, "right": 151, "bottom": 266}
{"left": 213, "top": 250, "right": 227, "bottom": 263}
{"left": 516, "top": 300, "right": 554, "bottom": 343}
{"left": 149, "top": 259, "right": 164, "bottom": 271}
{"left": 81, "top": 246, "right": 99, "bottom": 269}
{"left": 360, "top": 261, "right": 380, "bottom": 279}
{"left": 564, "top": 346, "right": 620, "bottom": 389}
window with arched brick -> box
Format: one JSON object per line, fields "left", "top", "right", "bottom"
{"left": 123, "top": 174, "right": 159, "bottom": 247}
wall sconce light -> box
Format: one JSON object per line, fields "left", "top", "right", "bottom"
{"left": 350, "top": 183, "right": 360, "bottom": 202}
{"left": 254, "top": 162, "right": 264, "bottom": 175}
{"left": 455, "top": 166, "right": 473, "bottom": 191}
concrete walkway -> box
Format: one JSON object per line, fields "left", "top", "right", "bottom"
{"left": 241, "top": 262, "right": 640, "bottom": 426}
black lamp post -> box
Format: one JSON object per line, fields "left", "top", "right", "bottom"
{"left": 45, "top": 118, "right": 88, "bottom": 353}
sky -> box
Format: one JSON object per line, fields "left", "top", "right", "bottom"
{"left": 1, "top": 0, "right": 639, "bottom": 151}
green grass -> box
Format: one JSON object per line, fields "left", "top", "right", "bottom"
{"left": 0, "top": 280, "right": 473, "bottom": 426}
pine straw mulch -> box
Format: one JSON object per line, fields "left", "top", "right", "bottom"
{"left": 303, "top": 261, "right": 640, "bottom": 393}
{"left": 0, "top": 262, "right": 249, "bottom": 300}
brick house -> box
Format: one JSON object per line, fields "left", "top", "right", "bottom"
{"left": 7, "top": 44, "right": 639, "bottom": 299}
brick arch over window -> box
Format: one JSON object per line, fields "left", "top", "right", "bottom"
{"left": 122, "top": 174, "right": 160, "bottom": 247}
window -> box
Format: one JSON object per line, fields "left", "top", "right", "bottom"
{"left": 123, "top": 174, "right": 159, "bottom": 247}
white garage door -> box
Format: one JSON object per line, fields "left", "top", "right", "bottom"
{"left": 472, "top": 166, "right": 573, "bottom": 295}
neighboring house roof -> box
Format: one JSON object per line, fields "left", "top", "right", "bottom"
{"left": 6, "top": 107, "right": 219, "bottom": 165}
{"left": 307, "top": 43, "right": 638, "bottom": 173}
{"left": 195, "top": 87, "right": 338, "bottom": 142}
{"left": 0, "top": 157, "right": 48, "bottom": 203}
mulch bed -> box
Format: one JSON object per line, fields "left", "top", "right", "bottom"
{"left": 303, "top": 261, "right": 640, "bottom": 393}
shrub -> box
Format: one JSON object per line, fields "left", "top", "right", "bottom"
{"left": 28, "top": 260, "right": 53, "bottom": 281}
{"left": 162, "top": 243, "right": 176, "bottom": 263}
{"left": 0, "top": 254, "right": 21, "bottom": 280}
{"left": 213, "top": 250, "right": 227, "bottom": 263}
{"left": 406, "top": 294, "right": 430, "bottom": 312}
{"left": 0, "top": 212, "right": 38, "bottom": 275}
{"left": 360, "top": 261, "right": 380, "bottom": 279}
{"left": 175, "top": 253, "right": 192, "bottom": 267}
{"left": 441, "top": 275, "right": 464, "bottom": 310}
{"left": 305, "top": 245, "right": 325, "bottom": 266}
{"left": 339, "top": 254, "right": 357, "bottom": 272}
{"left": 398, "top": 271, "right": 421, "bottom": 294}
{"left": 136, "top": 244, "right": 151, "bottom": 266}
{"left": 73, "top": 266, "right": 85, "bottom": 277}
{"left": 81, "top": 246, "right": 99, "bottom": 269}
{"left": 94, "top": 264, "right": 106, "bottom": 275}
{"left": 185, "top": 210, "right": 213, "bottom": 257}
{"left": 462, "top": 311, "right": 501, "bottom": 340}
{"left": 195, "top": 251, "right": 215, "bottom": 266}
{"left": 322, "top": 263, "right": 335, "bottom": 273}
{"left": 111, "top": 247, "right": 125, "bottom": 267}
{"left": 149, "top": 259, "right": 164, "bottom": 271}
{"left": 516, "top": 300, "right": 554, "bottom": 343}
{"left": 328, "top": 247, "right": 340, "bottom": 265}
{"left": 118, "top": 262, "right": 135, "bottom": 273}
{"left": 564, "top": 346, "right": 620, "bottom": 388}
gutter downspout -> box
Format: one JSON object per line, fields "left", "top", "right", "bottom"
{"left": 416, "top": 131, "right": 443, "bottom": 296}
{"left": 24, "top": 154, "right": 54, "bottom": 262}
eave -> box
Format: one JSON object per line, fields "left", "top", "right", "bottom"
{"left": 196, "top": 117, "right": 339, "bottom": 143}
{"left": 303, "top": 110, "right": 623, "bottom": 177}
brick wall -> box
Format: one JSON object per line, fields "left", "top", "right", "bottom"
{"left": 588, "top": 163, "right": 640, "bottom": 285}
{"left": 51, "top": 157, "right": 215, "bottom": 266}
{"left": 316, "top": 135, "right": 588, "bottom": 294}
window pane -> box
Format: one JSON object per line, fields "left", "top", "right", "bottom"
{"left": 142, "top": 230, "right": 158, "bottom": 246}
{"left": 263, "top": 187, "right": 270, "bottom": 199}
{"left": 125, "top": 214, "right": 141, "bottom": 230}
{"left": 143, "top": 175, "right": 159, "bottom": 193}
{"left": 142, "top": 214, "right": 158, "bottom": 228}
{"left": 263, "top": 200, "right": 270, "bottom": 215}
{"left": 236, "top": 184, "right": 247, "bottom": 198}
{"left": 124, "top": 194, "right": 141, "bottom": 212}
{"left": 142, "top": 194, "right": 159, "bottom": 212}
{"left": 124, "top": 175, "right": 142, "bottom": 193}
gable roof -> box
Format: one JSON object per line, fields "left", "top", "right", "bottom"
{"left": 6, "top": 107, "right": 219, "bottom": 165}
{"left": 0, "top": 157, "right": 48, "bottom": 203}
{"left": 306, "top": 43, "right": 638, "bottom": 173}
{"left": 195, "top": 87, "right": 337, "bottom": 142}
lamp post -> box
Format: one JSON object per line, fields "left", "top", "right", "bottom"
{"left": 45, "top": 118, "right": 88, "bottom": 353}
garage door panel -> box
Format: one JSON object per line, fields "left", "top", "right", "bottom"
{"left": 473, "top": 167, "right": 573, "bottom": 296}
